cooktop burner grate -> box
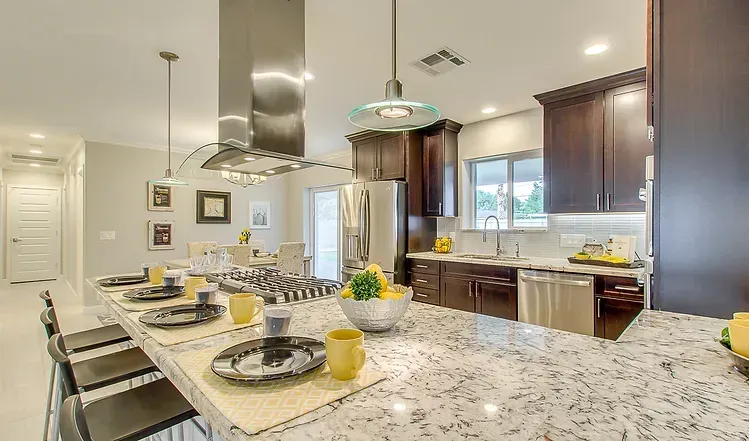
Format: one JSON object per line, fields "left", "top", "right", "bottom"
{"left": 207, "top": 268, "right": 344, "bottom": 304}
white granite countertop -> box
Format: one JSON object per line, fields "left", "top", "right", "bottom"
{"left": 88, "top": 278, "right": 747, "bottom": 440}
{"left": 407, "top": 251, "right": 647, "bottom": 279}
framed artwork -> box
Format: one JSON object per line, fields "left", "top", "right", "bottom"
{"left": 196, "top": 190, "right": 231, "bottom": 224}
{"left": 147, "top": 182, "right": 174, "bottom": 211}
{"left": 148, "top": 220, "right": 175, "bottom": 250}
{"left": 249, "top": 201, "right": 271, "bottom": 229}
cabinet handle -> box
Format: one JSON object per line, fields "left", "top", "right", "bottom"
{"left": 371, "top": 168, "right": 375, "bottom": 180}
{"left": 438, "top": 202, "right": 442, "bottom": 215}
{"left": 376, "top": 168, "right": 381, "bottom": 179}
{"left": 606, "top": 193, "right": 611, "bottom": 210}
{"left": 614, "top": 285, "right": 641, "bottom": 292}
{"left": 415, "top": 264, "right": 428, "bottom": 269}
{"left": 596, "top": 193, "right": 601, "bottom": 211}
{"left": 468, "top": 281, "right": 473, "bottom": 297}
{"left": 415, "top": 278, "right": 428, "bottom": 283}
{"left": 415, "top": 293, "right": 428, "bottom": 298}
{"left": 597, "top": 297, "right": 602, "bottom": 318}
{"left": 476, "top": 283, "right": 481, "bottom": 297}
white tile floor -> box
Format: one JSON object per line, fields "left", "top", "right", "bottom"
{"left": 0, "top": 279, "right": 211, "bottom": 441}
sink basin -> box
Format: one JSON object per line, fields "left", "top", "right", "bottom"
{"left": 456, "top": 253, "right": 530, "bottom": 262}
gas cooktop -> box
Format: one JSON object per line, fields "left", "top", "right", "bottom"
{"left": 206, "top": 268, "right": 343, "bottom": 304}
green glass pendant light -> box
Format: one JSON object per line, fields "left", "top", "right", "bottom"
{"left": 150, "top": 51, "right": 188, "bottom": 186}
{"left": 348, "top": 0, "right": 440, "bottom": 131}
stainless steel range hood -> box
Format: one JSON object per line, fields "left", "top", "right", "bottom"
{"left": 200, "top": 0, "right": 352, "bottom": 178}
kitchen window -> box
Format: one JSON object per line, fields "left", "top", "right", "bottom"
{"left": 470, "top": 150, "right": 546, "bottom": 229}
{"left": 309, "top": 185, "right": 343, "bottom": 280}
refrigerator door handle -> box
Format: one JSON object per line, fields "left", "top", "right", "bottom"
{"left": 364, "top": 189, "right": 371, "bottom": 260}
{"left": 358, "top": 189, "right": 366, "bottom": 262}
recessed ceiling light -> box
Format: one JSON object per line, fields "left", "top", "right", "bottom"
{"left": 290, "top": 164, "right": 301, "bottom": 169}
{"left": 221, "top": 164, "right": 232, "bottom": 168}
{"left": 29, "top": 163, "right": 41, "bottom": 167}
{"left": 244, "top": 157, "right": 255, "bottom": 161}
{"left": 29, "top": 133, "right": 45, "bottom": 139}
{"left": 584, "top": 44, "right": 608, "bottom": 55}
{"left": 304, "top": 71, "right": 315, "bottom": 80}
{"left": 265, "top": 170, "right": 275, "bottom": 174}
{"left": 482, "top": 107, "right": 497, "bottom": 114}
{"left": 29, "top": 149, "right": 43, "bottom": 154}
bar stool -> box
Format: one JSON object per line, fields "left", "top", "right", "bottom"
{"left": 52, "top": 342, "right": 198, "bottom": 441}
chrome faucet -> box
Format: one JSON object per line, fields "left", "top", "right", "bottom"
{"left": 482, "top": 215, "right": 505, "bottom": 256}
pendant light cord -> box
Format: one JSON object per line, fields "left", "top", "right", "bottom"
{"left": 167, "top": 57, "right": 172, "bottom": 171}
{"left": 392, "top": 0, "right": 397, "bottom": 80}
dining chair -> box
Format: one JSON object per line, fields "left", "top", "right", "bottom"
{"left": 230, "top": 244, "right": 252, "bottom": 267}
{"left": 187, "top": 241, "right": 218, "bottom": 258}
{"left": 248, "top": 239, "right": 266, "bottom": 252}
{"left": 277, "top": 242, "right": 306, "bottom": 274}
{"left": 52, "top": 337, "right": 198, "bottom": 441}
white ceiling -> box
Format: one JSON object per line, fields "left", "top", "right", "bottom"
{"left": 0, "top": 0, "right": 645, "bottom": 159}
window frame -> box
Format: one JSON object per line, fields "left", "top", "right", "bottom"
{"left": 468, "top": 149, "right": 546, "bottom": 231}
{"left": 308, "top": 184, "right": 344, "bottom": 280}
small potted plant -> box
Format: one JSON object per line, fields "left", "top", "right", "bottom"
{"left": 238, "top": 228, "right": 251, "bottom": 244}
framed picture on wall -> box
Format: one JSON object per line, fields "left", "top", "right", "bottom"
{"left": 196, "top": 190, "right": 231, "bottom": 224}
{"left": 148, "top": 220, "right": 175, "bottom": 250}
{"left": 249, "top": 201, "right": 271, "bottom": 229}
{"left": 147, "top": 182, "right": 174, "bottom": 211}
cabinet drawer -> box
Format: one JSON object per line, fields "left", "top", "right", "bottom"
{"left": 408, "top": 272, "right": 439, "bottom": 290}
{"left": 412, "top": 286, "right": 440, "bottom": 305}
{"left": 441, "top": 261, "right": 515, "bottom": 283}
{"left": 595, "top": 275, "right": 643, "bottom": 300}
{"left": 408, "top": 258, "right": 439, "bottom": 275}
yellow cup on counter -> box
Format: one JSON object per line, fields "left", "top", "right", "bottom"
{"left": 325, "top": 328, "right": 366, "bottom": 381}
{"left": 228, "top": 293, "right": 264, "bottom": 324}
{"left": 148, "top": 265, "right": 167, "bottom": 285}
{"left": 733, "top": 312, "right": 749, "bottom": 321}
{"left": 184, "top": 276, "right": 207, "bottom": 300}
{"left": 728, "top": 319, "right": 749, "bottom": 358}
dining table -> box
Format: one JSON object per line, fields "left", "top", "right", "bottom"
{"left": 164, "top": 255, "right": 313, "bottom": 276}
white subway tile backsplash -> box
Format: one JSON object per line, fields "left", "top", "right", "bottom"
{"left": 437, "top": 214, "right": 646, "bottom": 259}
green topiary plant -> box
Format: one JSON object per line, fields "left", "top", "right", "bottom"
{"left": 349, "top": 270, "right": 382, "bottom": 301}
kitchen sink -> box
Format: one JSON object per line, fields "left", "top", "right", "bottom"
{"left": 456, "top": 253, "right": 530, "bottom": 262}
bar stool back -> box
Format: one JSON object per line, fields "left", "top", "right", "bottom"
{"left": 59, "top": 395, "right": 89, "bottom": 441}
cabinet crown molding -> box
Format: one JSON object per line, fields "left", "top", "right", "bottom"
{"left": 345, "top": 118, "right": 463, "bottom": 142}
{"left": 534, "top": 68, "right": 646, "bottom": 105}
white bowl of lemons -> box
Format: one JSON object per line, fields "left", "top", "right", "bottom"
{"left": 336, "top": 264, "right": 413, "bottom": 332}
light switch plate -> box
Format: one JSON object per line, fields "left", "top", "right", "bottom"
{"left": 559, "top": 234, "right": 585, "bottom": 247}
{"left": 99, "top": 231, "right": 116, "bottom": 240}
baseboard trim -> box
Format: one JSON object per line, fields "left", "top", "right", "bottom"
{"left": 82, "top": 305, "right": 106, "bottom": 316}
{"left": 63, "top": 278, "right": 79, "bottom": 297}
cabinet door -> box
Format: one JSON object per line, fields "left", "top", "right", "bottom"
{"left": 353, "top": 138, "right": 377, "bottom": 182}
{"left": 543, "top": 92, "right": 605, "bottom": 213}
{"left": 476, "top": 280, "right": 517, "bottom": 321}
{"left": 441, "top": 276, "right": 475, "bottom": 312}
{"left": 423, "top": 130, "right": 444, "bottom": 216}
{"left": 376, "top": 133, "right": 405, "bottom": 180}
{"left": 594, "top": 296, "right": 643, "bottom": 340}
{"left": 604, "top": 82, "right": 652, "bottom": 212}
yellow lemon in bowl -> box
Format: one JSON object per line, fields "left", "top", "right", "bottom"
{"left": 340, "top": 287, "right": 354, "bottom": 299}
{"left": 365, "top": 264, "right": 388, "bottom": 293}
{"left": 379, "top": 291, "right": 401, "bottom": 301}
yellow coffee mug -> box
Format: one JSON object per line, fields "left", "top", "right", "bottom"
{"left": 729, "top": 319, "right": 749, "bottom": 357}
{"left": 184, "top": 276, "right": 207, "bottom": 300}
{"left": 228, "top": 293, "right": 264, "bottom": 324}
{"left": 148, "top": 265, "right": 166, "bottom": 285}
{"left": 733, "top": 312, "right": 749, "bottom": 320}
{"left": 325, "top": 328, "right": 366, "bottom": 381}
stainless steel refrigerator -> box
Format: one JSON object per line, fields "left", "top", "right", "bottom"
{"left": 340, "top": 181, "right": 406, "bottom": 285}
{"left": 638, "top": 155, "right": 654, "bottom": 308}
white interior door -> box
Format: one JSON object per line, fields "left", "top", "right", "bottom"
{"left": 8, "top": 187, "right": 61, "bottom": 283}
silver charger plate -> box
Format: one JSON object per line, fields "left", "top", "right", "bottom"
{"left": 98, "top": 275, "right": 148, "bottom": 287}
{"left": 139, "top": 304, "right": 227, "bottom": 327}
{"left": 212, "top": 336, "right": 326, "bottom": 382}
{"left": 123, "top": 286, "right": 185, "bottom": 300}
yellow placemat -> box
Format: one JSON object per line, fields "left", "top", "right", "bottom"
{"left": 174, "top": 345, "right": 386, "bottom": 435}
{"left": 128, "top": 308, "right": 263, "bottom": 346}
{"left": 106, "top": 289, "right": 195, "bottom": 311}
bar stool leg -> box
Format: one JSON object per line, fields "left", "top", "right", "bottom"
{"left": 50, "top": 373, "right": 63, "bottom": 441}
{"left": 42, "top": 364, "right": 56, "bottom": 440}
{"left": 206, "top": 423, "right": 214, "bottom": 441}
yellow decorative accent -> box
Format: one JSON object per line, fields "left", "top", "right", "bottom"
{"left": 729, "top": 319, "right": 749, "bottom": 357}
{"left": 326, "top": 328, "right": 366, "bottom": 381}
{"left": 184, "top": 276, "right": 207, "bottom": 300}
{"left": 229, "top": 293, "right": 264, "bottom": 324}
{"left": 148, "top": 265, "right": 166, "bottom": 284}
{"left": 174, "top": 345, "right": 386, "bottom": 434}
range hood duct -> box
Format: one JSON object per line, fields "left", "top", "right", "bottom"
{"left": 200, "top": 0, "right": 352, "bottom": 178}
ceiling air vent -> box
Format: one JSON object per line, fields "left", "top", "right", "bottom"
{"left": 410, "top": 46, "right": 470, "bottom": 77}
{"left": 10, "top": 154, "right": 59, "bottom": 166}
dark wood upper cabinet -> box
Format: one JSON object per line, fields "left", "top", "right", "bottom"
{"left": 375, "top": 133, "right": 405, "bottom": 180}
{"left": 535, "top": 68, "right": 648, "bottom": 214}
{"left": 542, "top": 92, "right": 605, "bottom": 213}
{"left": 441, "top": 276, "right": 476, "bottom": 313}
{"left": 476, "top": 280, "right": 517, "bottom": 321}
{"left": 604, "top": 83, "right": 652, "bottom": 212}
{"left": 422, "top": 120, "right": 461, "bottom": 217}
{"left": 352, "top": 138, "right": 377, "bottom": 183}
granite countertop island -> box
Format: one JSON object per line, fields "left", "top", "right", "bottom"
{"left": 89, "top": 278, "right": 748, "bottom": 440}
{"left": 407, "top": 251, "right": 647, "bottom": 278}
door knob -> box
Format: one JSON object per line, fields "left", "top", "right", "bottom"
{"left": 12, "top": 238, "right": 21, "bottom": 242}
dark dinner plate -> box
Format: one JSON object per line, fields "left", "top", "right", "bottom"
{"left": 123, "top": 286, "right": 185, "bottom": 301}
{"left": 211, "top": 336, "right": 326, "bottom": 382}
{"left": 98, "top": 275, "right": 148, "bottom": 287}
{"left": 138, "top": 304, "right": 227, "bottom": 327}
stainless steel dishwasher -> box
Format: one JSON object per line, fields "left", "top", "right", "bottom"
{"left": 517, "top": 270, "right": 595, "bottom": 336}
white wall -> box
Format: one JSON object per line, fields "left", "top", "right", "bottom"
{"left": 1, "top": 168, "right": 64, "bottom": 280}
{"left": 62, "top": 141, "right": 85, "bottom": 296}
{"left": 82, "top": 142, "right": 288, "bottom": 306}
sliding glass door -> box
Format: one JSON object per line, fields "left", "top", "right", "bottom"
{"left": 310, "top": 186, "right": 342, "bottom": 280}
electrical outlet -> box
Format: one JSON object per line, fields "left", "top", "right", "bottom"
{"left": 99, "top": 231, "right": 116, "bottom": 240}
{"left": 559, "top": 234, "right": 585, "bottom": 247}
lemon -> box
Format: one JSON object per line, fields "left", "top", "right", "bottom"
{"left": 379, "top": 291, "right": 400, "bottom": 301}
{"left": 340, "top": 288, "right": 354, "bottom": 299}
{"left": 364, "top": 264, "right": 388, "bottom": 293}
{"left": 386, "top": 286, "right": 396, "bottom": 292}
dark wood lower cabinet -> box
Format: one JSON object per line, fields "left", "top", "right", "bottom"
{"left": 594, "top": 296, "right": 643, "bottom": 340}
{"left": 441, "top": 276, "right": 475, "bottom": 312}
{"left": 476, "top": 280, "right": 518, "bottom": 321}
